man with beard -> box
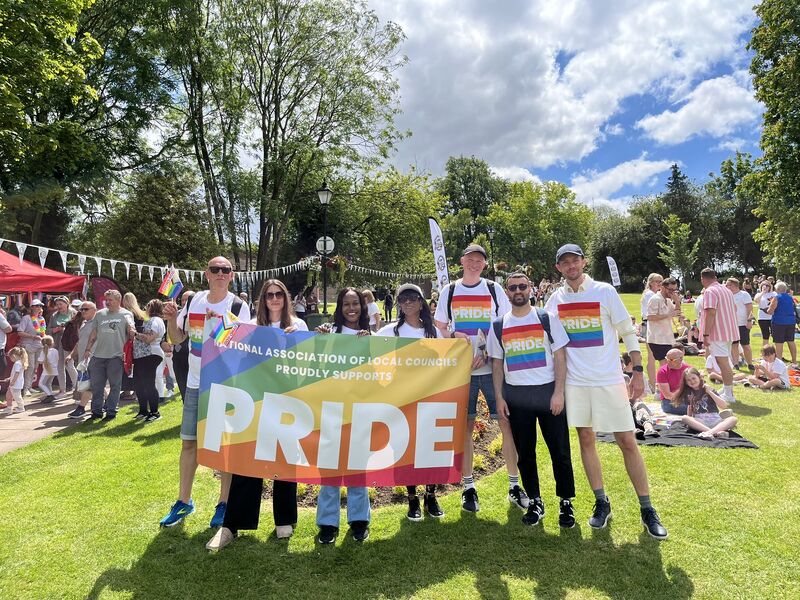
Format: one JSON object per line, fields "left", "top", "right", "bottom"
{"left": 487, "top": 273, "right": 576, "bottom": 528}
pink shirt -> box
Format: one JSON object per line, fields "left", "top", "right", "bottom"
{"left": 699, "top": 281, "right": 738, "bottom": 342}
{"left": 657, "top": 362, "right": 689, "bottom": 392}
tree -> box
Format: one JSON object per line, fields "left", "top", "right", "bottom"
{"left": 657, "top": 214, "right": 699, "bottom": 286}
{"left": 747, "top": 0, "right": 800, "bottom": 273}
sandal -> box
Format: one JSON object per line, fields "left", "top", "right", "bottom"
{"left": 697, "top": 430, "right": 714, "bottom": 440}
{"left": 714, "top": 431, "right": 729, "bottom": 439}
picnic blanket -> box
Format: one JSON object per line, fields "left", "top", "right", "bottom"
{"left": 596, "top": 422, "right": 758, "bottom": 449}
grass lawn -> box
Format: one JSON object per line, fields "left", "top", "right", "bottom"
{"left": 1, "top": 294, "right": 798, "bottom": 599}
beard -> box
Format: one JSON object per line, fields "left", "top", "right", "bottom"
{"left": 511, "top": 294, "right": 528, "bottom": 306}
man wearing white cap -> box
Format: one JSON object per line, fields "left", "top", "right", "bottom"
{"left": 434, "top": 244, "right": 524, "bottom": 514}
{"left": 17, "top": 300, "right": 46, "bottom": 396}
{"left": 546, "top": 244, "right": 668, "bottom": 540}
{"left": 47, "top": 296, "right": 77, "bottom": 397}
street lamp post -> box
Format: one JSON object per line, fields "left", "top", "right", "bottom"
{"left": 487, "top": 225, "right": 495, "bottom": 280}
{"left": 317, "top": 180, "right": 333, "bottom": 315}
{"left": 520, "top": 240, "right": 527, "bottom": 266}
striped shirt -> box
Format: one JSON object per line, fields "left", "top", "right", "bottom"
{"left": 699, "top": 282, "right": 738, "bottom": 342}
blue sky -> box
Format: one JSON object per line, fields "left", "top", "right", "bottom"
{"left": 371, "top": 0, "right": 762, "bottom": 211}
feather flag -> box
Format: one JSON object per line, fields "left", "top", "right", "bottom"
{"left": 211, "top": 311, "right": 240, "bottom": 345}
{"left": 158, "top": 267, "right": 184, "bottom": 299}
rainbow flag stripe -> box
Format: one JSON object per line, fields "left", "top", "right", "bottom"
{"left": 211, "top": 311, "right": 240, "bottom": 346}
{"left": 451, "top": 294, "right": 492, "bottom": 335}
{"left": 502, "top": 323, "right": 547, "bottom": 371}
{"left": 158, "top": 270, "right": 184, "bottom": 299}
{"left": 188, "top": 313, "right": 206, "bottom": 357}
{"left": 557, "top": 301, "right": 604, "bottom": 348}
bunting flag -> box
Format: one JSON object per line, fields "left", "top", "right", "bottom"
{"left": 137, "top": 263, "right": 144, "bottom": 280}
{"left": 94, "top": 256, "right": 103, "bottom": 274}
{"left": 148, "top": 265, "right": 155, "bottom": 281}
{"left": 59, "top": 250, "right": 68, "bottom": 271}
{"left": 78, "top": 255, "right": 87, "bottom": 274}
{"left": 38, "top": 247, "right": 48, "bottom": 268}
{"left": 124, "top": 262, "right": 131, "bottom": 279}
{"left": 15, "top": 242, "right": 27, "bottom": 264}
{"left": 157, "top": 267, "right": 184, "bottom": 299}
{"left": 110, "top": 260, "right": 118, "bottom": 277}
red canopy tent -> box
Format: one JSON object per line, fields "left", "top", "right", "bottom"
{"left": 0, "top": 248, "right": 85, "bottom": 293}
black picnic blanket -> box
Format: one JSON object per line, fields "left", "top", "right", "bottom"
{"left": 595, "top": 422, "right": 758, "bottom": 449}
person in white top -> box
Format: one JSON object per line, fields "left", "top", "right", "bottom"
{"left": 159, "top": 256, "right": 250, "bottom": 530}
{"left": 362, "top": 289, "right": 383, "bottom": 332}
{"left": 131, "top": 299, "right": 167, "bottom": 423}
{"left": 726, "top": 277, "right": 755, "bottom": 370}
{"left": 37, "top": 335, "right": 60, "bottom": 403}
{"left": 376, "top": 283, "right": 445, "bottom": 522}
{"left": 1, "top": 347, "right": 27, "bottom": 413}
{"left": 487, "top": 272, "right": 576, "bottom": 529}
{"left": 640, "top": 273, "right": 663, "bottom": 392}
{"left": 747, "top": 344, "right": 790, "bottom": 390}
{"left": 434, "top": 244, "right": 523, "bottom": 514}
{"left": 546, "top": 244, "right": 668, "bottom": 540}
{"left": 207, "top": 278, "right": 307, "bottom": 551}
{"left": 754, "top": 280, "right": 777, "bottom": 343}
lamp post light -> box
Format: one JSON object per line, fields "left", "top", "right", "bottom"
{"left": 520, "top": 239, "right": 527, "bottom": 266}
{"left": 317, "top": 180, "right": 333, "bottom": 315}
{"left": 487, "top": 225, "right": 495, "bottom": 280}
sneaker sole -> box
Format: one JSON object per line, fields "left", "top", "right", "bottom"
{"left": 559, "top": 519, "right": 576, "bottom": 529}
{"left": 508, "top": 495, "right": 529, "bottom": 511}
{"left": 588, "top": 512, "right": 612, "bottom": 529}
{"left": 424, "top": 510, "right": 445, "bottom": 519}
{"left": 406, "top": 514, "right": 423, "bottom": 522}
{"left": 642, "top": 520, "right": 668, "bottom": 540}
{"left": 318, "top": 537, "right": 336, "bottom": 544}
{"left": 352, "top": 531, "right": 370, "bottom": 542}
{"left": 461, "top": 505, "right": 480, "bottom": 513}
{"left": 522, "top": 517, "right": 542, "bottom": 527}
{"left": 161, "top": 512, "right": 194, "bottom": 528}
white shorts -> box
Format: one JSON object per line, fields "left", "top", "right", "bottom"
{"left": 708, "top": 340, "right": 733, "bottom": 358}
{"left": 565, "top": 383, "right": 634, "bottom": 433}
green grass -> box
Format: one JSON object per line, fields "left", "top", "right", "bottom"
{"left": 0, "top": 294, "right": 798, "bottom": 599}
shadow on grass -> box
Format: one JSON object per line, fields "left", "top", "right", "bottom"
{"left": 730, "top": 402, "right": 772, "bottom": 417}
{"left": 50, "top": 400, "right": 182, "bottom": 443}
{"left": 86, "top": 514, "right": 693, "bottom": 600}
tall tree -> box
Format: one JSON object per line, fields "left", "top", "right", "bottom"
{"left": 747, "top": 0, "right": 800, "bottom": 273}
{"left": 657, "top": 214, "right": 700, "bottom": 287}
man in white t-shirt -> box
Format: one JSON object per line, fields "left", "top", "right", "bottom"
{"left": 434, "top": 244, "right": 522, "bottom": 514}
{"left": 726, "top": 278, "right": 754, "bottom": 371}
{"left": 487, "top": 272, "right": 575, "bottom": 528}
{"left": 646, "top": 276, "right": 682, "bottom": 369}
{"left": 546, "top": 244, "right": 668, "bottom": 540}
{"left": 159, "top": 256, "right": 250, "bottom": 529}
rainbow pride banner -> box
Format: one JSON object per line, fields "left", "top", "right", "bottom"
{"left": 197, "top": 323, "right": 473, "bottom": 486}
{"left": 157, "top": 268, "right": 184, "bottom": 300}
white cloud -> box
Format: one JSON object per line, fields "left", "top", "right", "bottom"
{"left": 490, "top": 166, "right": 541, "bottom": 183}
{"left": 713, "top": 137, "right": 748, "bottom": 153}
{"left": 571, "top": 155, "right": 674, "bottom": 204}
{"left": 603, "top": 123, "right": 625, "bottom": 136}
{"left": 369, "top": 0, "right": 757, "bottom": 173}
{"left": 636, "top": 75, "right": 762, "bottom": 144}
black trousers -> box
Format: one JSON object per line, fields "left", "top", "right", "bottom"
{"left": 133, "top": 355, "right": 162, "bottom": 415}
{"left": 0, "top": 348, "right": 6, "bottom": 394}
{"left": 758, "top": 319, "right": 772, "bottom": 342}
{"left": 406, "top": 484, "right": 436, "bottom": 496}
{"left": 172, "top": 342, "right": 189, "bottom": 402}
{"left": 504, "top": 381, "right": 575, "bottom": 500}
{"left": 223, "top": 475, "right": 298, "bottom": 530}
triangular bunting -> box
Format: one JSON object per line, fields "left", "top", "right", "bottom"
{"left": 58, "top": 250, "right": 68, "bottom": 271}
{"left": 137, "top": 264, "right": 144, "bottom": 280}
{"left": 78, "top": 255, "right": 87, "bottom": 274}
{"left": 38, "top": 247, "right": 48, "bottom": 268}
{"left": 124, "top": 262, "right": 131, "bottom": 279}
{"left": 148, "top": 266, "right": 155, "bottom": 281}
{"left": 110, "top": 260, "right": 118, "bottom": 277}
{"left": 94, "top": 256, "right": 103, "bottom": 274}
{"left": 15, "top": 242, "right": 27, "bottom": 264}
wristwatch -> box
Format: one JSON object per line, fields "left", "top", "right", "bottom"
{"left": 632, "top": 365, "right": 644, "bottom": 373}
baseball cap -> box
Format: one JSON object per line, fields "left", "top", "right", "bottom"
{"left": 462, "top": 244, "right": 488, "bottom": 259}
{"left": 555, "top": 244, "right": 585, "bottom": 263}
{"left": 30, "top": 299, "right": 44, "bottom": 306}
{"left": 396, "top": 283, "right": 424, "bottom": 298}
{"left": 71, "top": 299, "right": 82, "bottom": 308}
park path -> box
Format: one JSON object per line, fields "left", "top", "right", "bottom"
{"left": 0, "top": 394, "right": 80, "bottom": 456}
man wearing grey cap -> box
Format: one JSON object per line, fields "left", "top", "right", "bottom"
{"left": 546, "top": 244, "right": 668, "bottom": 540}
{"left": 434, "top": 244, "right": 526, "bottom": 514}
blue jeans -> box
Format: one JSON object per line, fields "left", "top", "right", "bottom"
{"left": 315, "top": 486, "right": 370, "bottom": 527}
{"left": 89, "top": 356, "right": 124, "bottom": 416}
{"left": 468, "top": 373, "right": 498, "bottom": 419}
{"left": 661, "top": 399, "right": 688, "bottom": 416}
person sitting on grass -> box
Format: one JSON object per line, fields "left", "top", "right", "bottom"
{"left": 705, "top": 354, "right": 747, "bottom": 385}
{"left": 678, "top": 368, "right": 738, "bottom": 440}
{"left": 656, "top": 346, "right": 690, "bottom": 415}
{"left": 746, "top": 344, "right": 790, "bottom": 391}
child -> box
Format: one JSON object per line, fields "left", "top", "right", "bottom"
{"left": 746, "top": 344, "right": 790, "bottom": 390}
{"left": 678, "top": 368, "right": 738, "bottom": 439}
{"left": 1, "top": 347, "right": 28, "bottom": 414}
{"left": 705, "top": 354, "right": 747, "bottom": 384}
{"left": 37, "top": 335, "right": 59, "bottom": 403}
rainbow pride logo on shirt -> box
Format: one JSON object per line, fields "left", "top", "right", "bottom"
{"left": 557, "top": 302, "right": 603, "bottom": 348}
{"left": 451, "top": 294, "right": 492, "bottom": 336}
{"left": 189, "top": 312, "right": 206, "bottom": 357}
{"left": 502, "top": 324, "right": 547, "bottom": 371}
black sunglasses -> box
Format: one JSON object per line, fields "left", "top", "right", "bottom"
{"left": 264, "top": 291, "right": 285, "bottom": 300}
{"left": 507, "top": 283, "right": 528, "bottom": 292}
{"left": 208, "top": 266, "right": 232, "bottom": 274}
{"left": 397, "top": 294, "right": 420, "bottom": 304}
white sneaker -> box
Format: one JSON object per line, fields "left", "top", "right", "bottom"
{"left": 206, "top": 527, "right": 236, "bottom": 551}
{"left": 12, "top": 407, "right": 25, "bottom": 413}
{"left": 275, "top": 525, "right": 294, "bottom": 539}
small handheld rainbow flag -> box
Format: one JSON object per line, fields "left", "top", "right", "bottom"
{"left": 212, "top": 311, "right": 240, "bottom": 346}
{"left": 158, "top": 267, "right": 184, "bottom": 300}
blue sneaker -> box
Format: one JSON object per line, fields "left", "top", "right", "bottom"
{"left": 159, "top": 499, "right": 195, "bottom": 527}
{"left": 210, "top": 502, "right": 227, "bottom": 528}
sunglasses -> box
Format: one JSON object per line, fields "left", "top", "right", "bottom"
{"left": 264, "top": 291, "right": 285, "bottom": 300}
{"left": 398, "top": 295, "right": 420, "bottom": 304}
{"left": 507, "top": 283, "right": 528, "bottom": 292}
{"left": 208, "top": 266, "right": 232, "bottom": 274}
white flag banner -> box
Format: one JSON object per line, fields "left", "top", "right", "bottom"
{"left": 606, "top": 256, "right": 622, "bottom": 287}
{"left": 137, "top": 263, "right": 144, "bottom": 280}
{"left": 124, "top": 262, "right": 131, "bottom": 279}
{"left": 148, "top": 265, "right": 155, "bottom": 281}
{"left": 110, "top": 260, "right": 118, "bottom": 277}
{"left": 58, "top": 250, "right": 68, "bottom": 271}
{"left": 15, "top": 242, "right": 27, "bottom": 264}
{"left": 78, "top": 255, "right": 87, "bottom": 274}
{"left": 38, "top": 247, "right": 48, "bottom": 268}
{"left": 183, "top": 270, "right": 190, "bottom": 284}
{"left": 158, "top": 266, "right": 166, "bottom": 281}
{"left": 94, "top": 256, "right": 103, "bottom": 274}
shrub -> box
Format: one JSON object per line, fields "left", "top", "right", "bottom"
{"left": 487, "top": 435, "right": 503, "bottom": 456}
{"left": 473, "top": 454, "right": 486, "bottom": 471}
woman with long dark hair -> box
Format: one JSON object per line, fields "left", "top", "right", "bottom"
{"left": 206, "top": 279, "right": 308, "bottom": 551}
{"left": 376, "top": 283, "right": 444, "bottom": 521}
{"left": 314, "top": 287, "right": 371, "bottom": 544}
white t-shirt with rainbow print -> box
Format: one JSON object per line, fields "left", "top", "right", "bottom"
{"left": 546, "top": 275, "right": 630, "bottom": 387}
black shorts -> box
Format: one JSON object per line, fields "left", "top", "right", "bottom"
{"left": 772, "top": 323, "right": 796, "bottom": 344}
{"left": 737, "top": 325, "right": 751, "bottom": 346}
{"left": 647, "top": 343, "right": 672, "bottom": 361}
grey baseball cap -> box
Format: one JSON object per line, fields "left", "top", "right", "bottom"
{"left": 555, "top": 244, "right": 585, "bottom": 263}
{"left": 462, "top": 244, "right": 487, "bottom": 259}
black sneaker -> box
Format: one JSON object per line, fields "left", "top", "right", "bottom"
{"left": 522, "top": 498, "right": 544, "bottom": 526}
{"left": 145, "top": 413, "right": 162, "bottom": 423}
{"left": 508, "top": 485, "right": 530, "bottom": 510}
{"left": 461, "top": 488, "right": 480, "bottom": 513}
{"left": 423, "top": 493, "right": 444, "bottom": 518}
{"left": 558, "top": 498, "right": 576, "bottom": 528}
{"left": 134, "top": 412, "right": 148, "bottom": 421}
{"left": 318, "top": 525, "right": 338, "bottom": 544}
{"left": 350, "top": 520, "right": 369, "bottom": 542}
{"left": 641, "top": 507, "right": 668, "bottom": 540}
{"left": 88, "top": 412, "right": 104, "bottom": 421}
{"left": 101, "top": 413, "right": 116, "bottom": 422}
{"left": 67, "top": 406, "right": 86, "bottom": 419}
{"left": 41, "top": 395, "right": 55, "bottom": 404}
{"left": 407, "top": 495, "right": 422, "bottom": 521}
{"left": 588, "top": 497, "right": 612, "bottom": 529}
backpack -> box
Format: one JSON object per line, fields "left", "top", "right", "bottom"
{"left": 446, "top": 280, "right": 500, "bottom": 323}
{"left": 60, "top": 320, "right": 80, "bottom": 353}
{"left": 491, "top": 309, "right": 554, "bottom": 358}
